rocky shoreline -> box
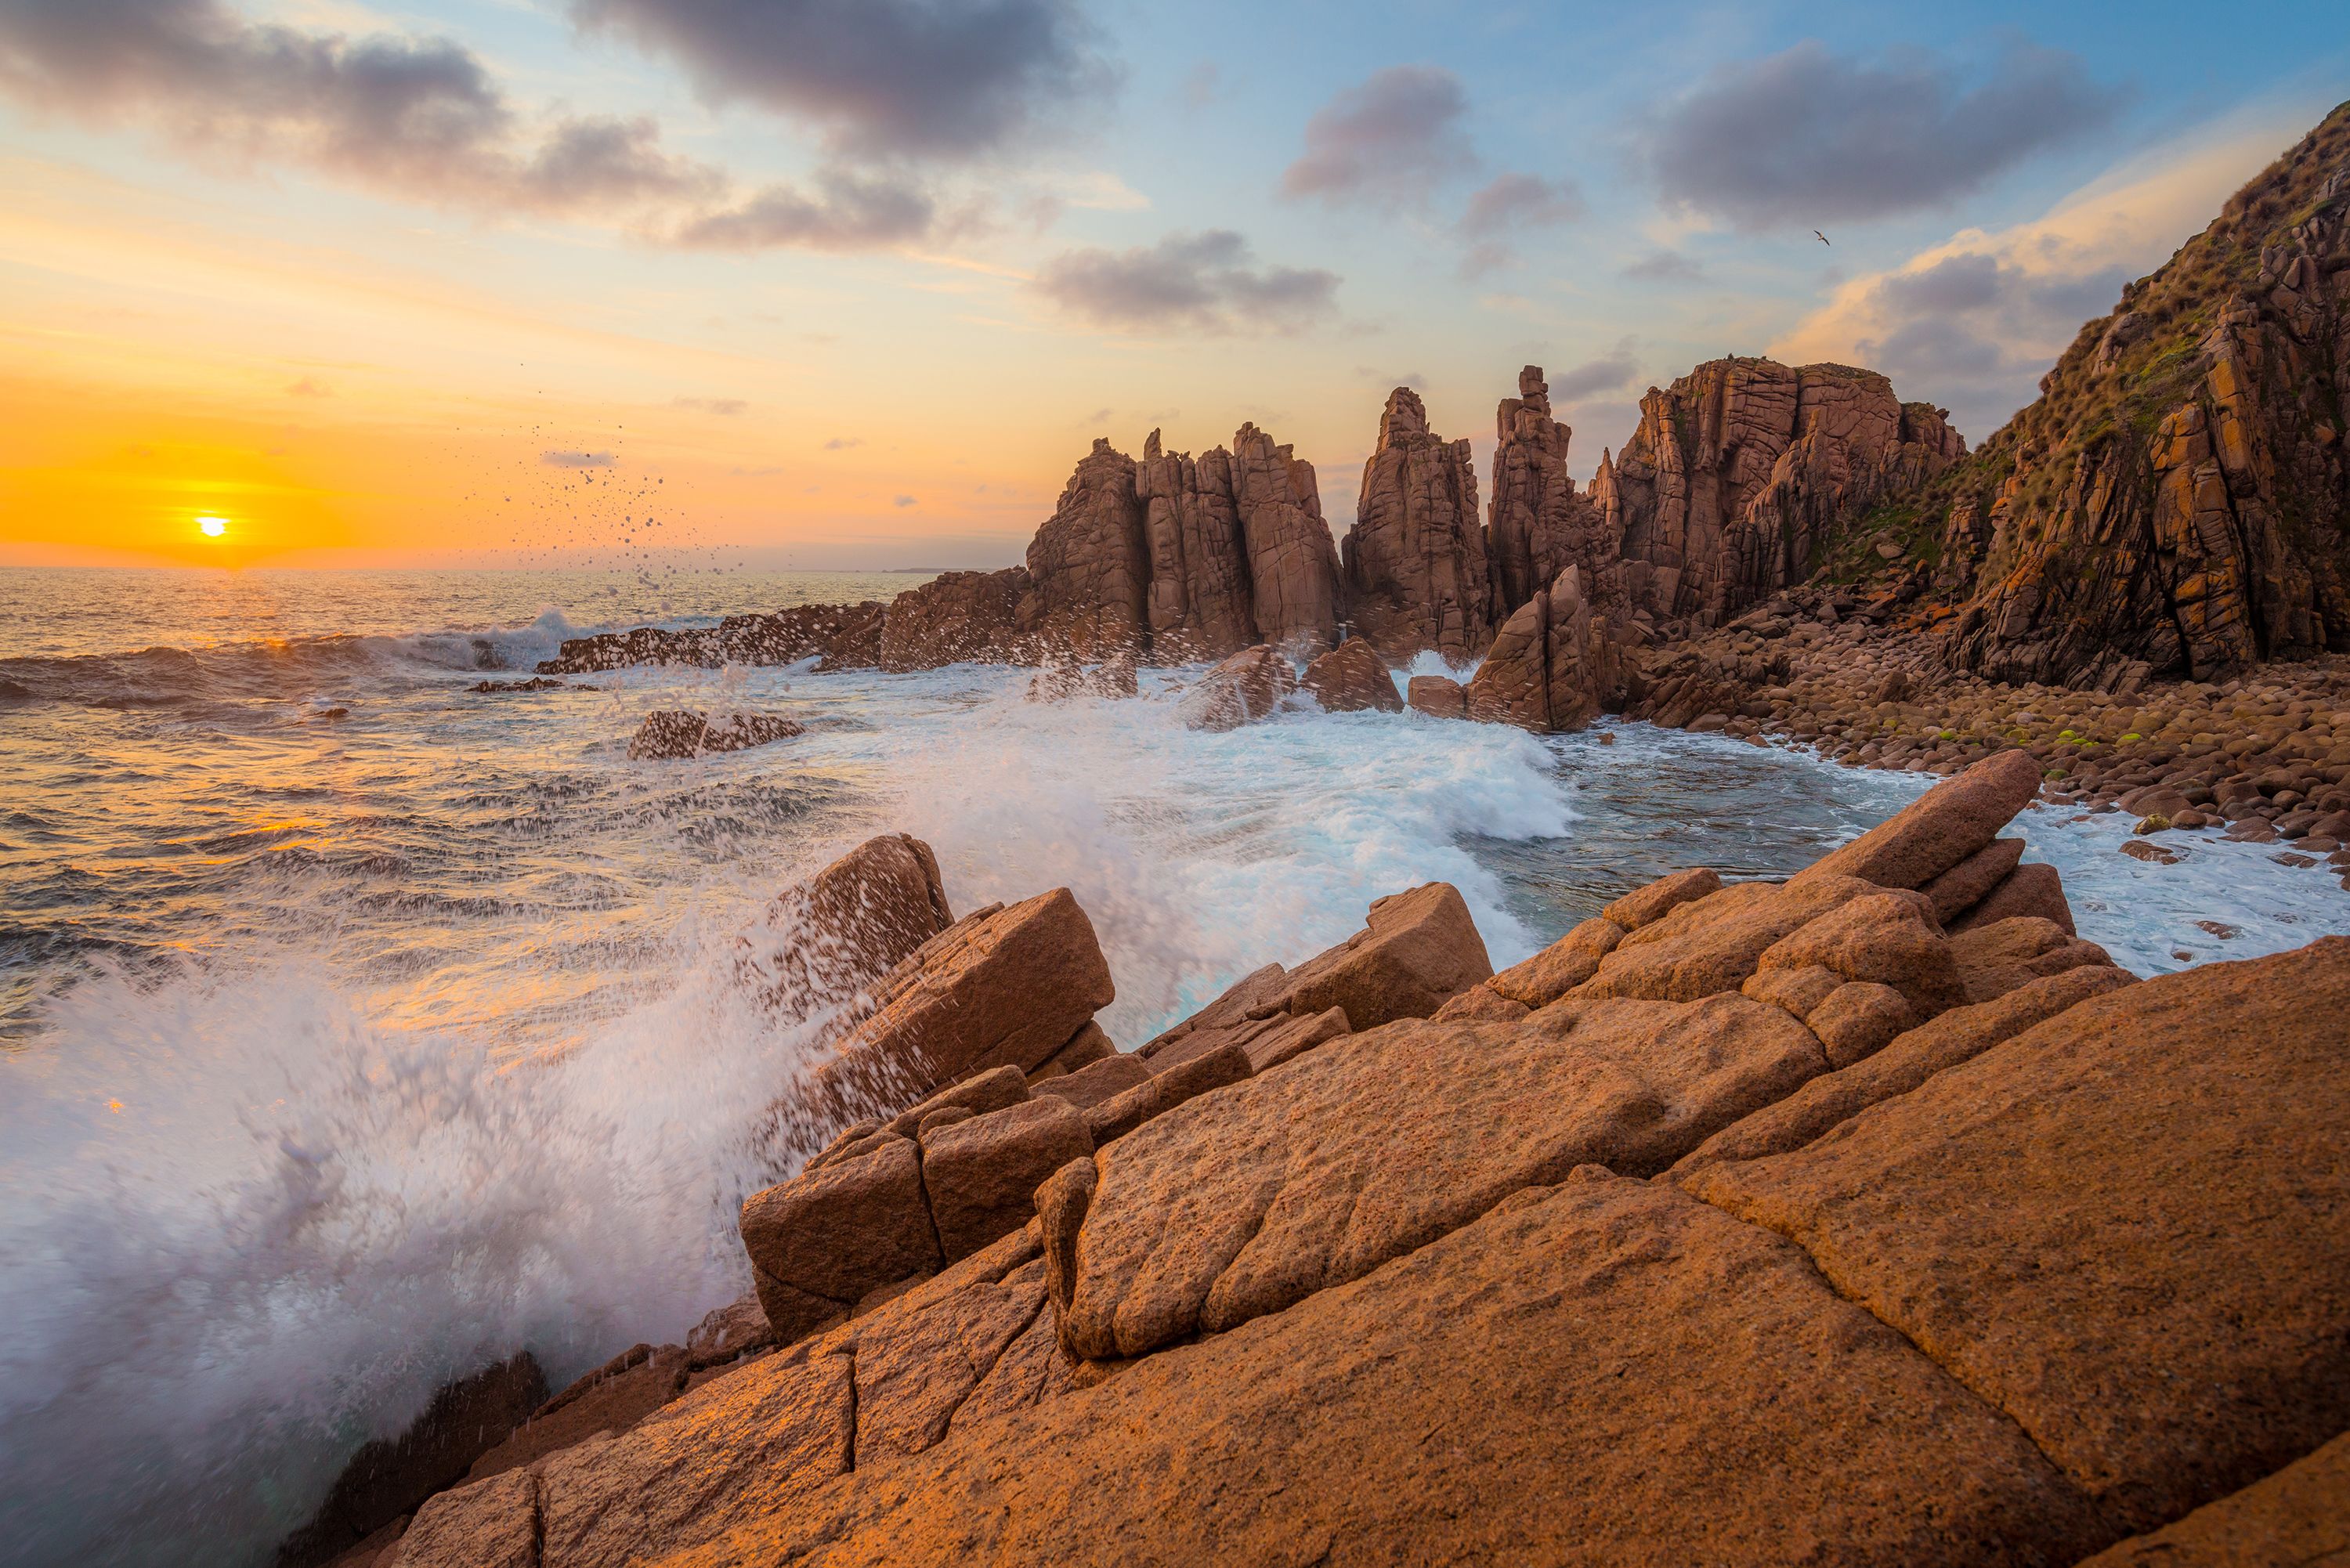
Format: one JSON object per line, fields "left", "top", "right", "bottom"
{"left": 280, "top": 752, "right": 2348, "bottom": 1566}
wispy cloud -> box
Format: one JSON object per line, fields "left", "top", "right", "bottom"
{"left": 541, "top": 450, "right": 616, "bottom": 467}
{"left": 1032, "top": 229, "right": 1340, "bottom": 334}
{"left": 1281, "top": 65, "right": 1473, "bottom": 210}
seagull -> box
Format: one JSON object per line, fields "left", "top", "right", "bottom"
{"left": 1814, "top": 230, "right": 1831, "bottom": 246}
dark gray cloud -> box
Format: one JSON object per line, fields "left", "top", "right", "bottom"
{"left": 1635, "top": 41, "right": 2125, "bottom": 229}
{"left": 1549, "top": 349, "right": 1640, "bottom": 403}
{"left": 1620, "top": 248, "right": 1703, "bottom": 281}
{"left": 1281, "top": 64, "right": 1473, "bottom": 208}
{"left": 674, "top": 168, "right": 935, "bottom": 250}
{"left": 572, "top": 0, "right": 1112, "bottom": 161}
{"left": 1852, "top": 250, "right": 2130, "bottom": 436}
{"left": 1460, "top": 172, "right": 1585, "bottom": 235}
{"left": 0, "top": 0, "right": 721, "bottom": 215}
{"left": 543, "top": 450, "right": 616, "bottom": 467}
{"left": 1033, "top": 229, "right": 1340, "bottom": 334}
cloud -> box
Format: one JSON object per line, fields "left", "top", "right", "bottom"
{"left": 1549, "top": 349, "right": 1640, "bottom": 403}
{"left": 573, "top": 0, "right": 1112, "bottom": 161}
{"left": 822, "top": 436, "right": 862, "bottom": 450}
{"left": 1281, "top": 65, "right": 1473, "bottom": 209}
{"left": 892, "top": 493, "right": 916, "bottom": 507}
{"left": 0, "top": 0, "right": 722, "bottom": 215}
{"left": 1032, "top": 229, "right": 1340, "bottom": 334}
{"left": 1461, "top": 172, "right": 1585, "bottom": 235}
{"left": 1620, "top": 248, "right": 1704, "bottom": 281}
{"left": 1772, "top": 108, "right": 2300, "bottom": 439}
{"left": 284, "top": 377, "right": 331, "bottom": 396}
{"left": 542, "top": 450, "right": 616, "bottom": 467}
{"left": 671, "top": 396, "right": 747, "bottom": 414}
{"left": 674, "top": 167, "right": 935, "bottom": 250}
{"left": 1635, "top": 41, "right": 2126, "bottom": 229}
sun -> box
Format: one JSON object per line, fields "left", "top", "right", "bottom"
{"left": 198, "top": 515, "right": 229, "bottom": 538}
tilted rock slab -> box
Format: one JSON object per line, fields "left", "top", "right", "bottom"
{"left": 1052, "top": 992, "right": 1830, "bottom": 1360}
{"left": 1682, "top": 936, "right": 2350, "bottom": 1536}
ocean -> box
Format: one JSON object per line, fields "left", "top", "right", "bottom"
{"left": 2, "top": 565, "right": 2342, "bottom": 1566}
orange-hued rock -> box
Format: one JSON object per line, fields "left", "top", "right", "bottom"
{"left": 1755, "top": 891, "right": 1968, "bottom": 1019}
{"left": 877, "top": 568, "right": 1029, "bottom": 671}
{"left": 739, "top": 1137, "right": 940, "bottom": 1338}
{"left": 749, "top": 833, "right": 952, "bottom": 1021}
{"left": 1404, "top": 673, "right": 1467, "bottom": 717}
{"left": 1297, "top": 638, "right": 1402, "bottom": 713}
{"left": 1273, "top": 881, "right": 1491, "bottom": 1028}
{"left": 1487, "top": 365, "right": 1614, "bottom": 614}
{"left": 1463, "top": 564, "right": 1626, "bottom": 733}
{"left": 1083, "top": 1040, "right": 1253, "bottom": 1146}
{"left": 1481, "top": 915, "right": 1625, "bottom": 1007}
{"left": 1229, "top": 422, "right": 1343, "bottom": 655}
{"left": 1574, "top": 873, "right": 1882, "bottom": 1003}
{"left": 1948, "top": 916, "right": 2116, "bottom": 1003}
{"left": 1342, "top": 388, "right": 1495, "bottom": 659}
{"left": 1135, "top": 432, "right": 1257, "bottom": 660}
{"left": 1684, "top": 938, "right": 2350, "bottom": 1534}
{"left": 1016, "top": 439, "right": 1150, "bottom": 661}
{"left": 1175, "top": 645, "right": 1296, "bottom": 731}
{"left": 1949, "top": 861, "right": 2078, "bottom": 936}
{"left": 815, "top": 888, "right": 1115, "bottom": 1110}
{"left": 851, "top": 1261, "right": 1047, "bottom": 1465}
{"left": 1675, "top": 964, "right": 2137, "bottom": 1180}
{"left": 917, "top": 1097, "right": 1092, "bottom": 1263}
{"left": 640, "top": 1173, "right": 2102, "bottom": 1567}
{"left": 1792, "top": 748, "right": 2044, "bottom": 891}
{"left": 464, "top": 1346, "right": 689, "bottom": 1485}
{"left": 387, "top": 1465, "right": 537, "bottom": 1568}
{"left": 1026, "top": 1051, "right": 1150, "bottom": 1111}
{"left": 1802, "top": 981, "right": 1917, "bottom": 1068}
{"left": 1597, "top": 356, "right": 1963, "bottom": 627}
{"left": 1603, "top": 866, "right": 1725, "bottom": 930}
{"left": 2073, "top": 1428, "right": 2350, "bottom": 1566}
{"left": 1919, "top": 836, "right": 2026, "bottom": 924}
{"left": 1051, "top": 994, "right": 1828, "bottom": 1360}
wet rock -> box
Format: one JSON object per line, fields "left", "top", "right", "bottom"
{"left": 816, "top": 889, "right": 1115, "bottom": 1113}
{"left": 878, "top": 568, "right": 1031, "bottom": 671}
{"left": 462, "top": 1346, "right": 688, "bottom": 1486}
{"left": 1463, "top": 564, "right": 1627, "bottom": 733}
{"left": 1299, "top": 638, "right": 1402, "bottom": 713}
{"left": 1405, "top": 673, "right": 1467, "bottom": 718}
{"left": 749, "top": 833, "right": 952, "bottom": 1021}
{"left": 1135, "top": 433, "right": 1258, "bottom": 659}
{"left": 277, "top": 1354, "right": 547, "bottom": 1567}
{"left": 625, "top": 710, "right": 804, "bottom": 760}
{"left": 1176, "top": 645, "right": 1296, "bottom": 731}
{"left": 684, "top": 1296, "right": 773, "bottom": 1368}
{"left": 1229, "top": 422, "right": 1344, "bottom": 656}
{"left": 537, "top": 602, "right": 886, "bottom": 675}
{"left": 919, "top": 1097, "right": 1094, "bottom": 1263}
{"left": 738, "top": 1138, "right": 940, "bottom": 1338}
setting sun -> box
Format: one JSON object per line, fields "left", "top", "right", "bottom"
{"left": 197, "top": 515, "right": 227, "bottom": 538}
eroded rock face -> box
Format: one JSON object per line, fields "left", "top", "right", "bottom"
{"left": 536, "top": 602, "right": 886, "bottom": 675}
{"left": 1017, "top": 440, "right": 1150, "bottom": 660}
{"left": 1936, "top": 107, "right": 2350, "bottom": 683}
{"left": 1463, "top": 564, "right": 1633, "bottom": 733}
{"left": 1174, "top": 645, "right": 1296, "bottom": 731}
{"left": 1405, "top": 673, "right": 1466, "bottom": 718}
{"left": 747, "top": 833, "right": 953, "bottom": 1023}
{"left": 1231, "top": 421, "right": 1344, "bottom": 656}
{"left": 1135, "top": 432, "right": 1257, "bottom": 660}
{"left": 1343, "top": 388, "right": 1494, "bottom": 659}
{"left": 1487, "top": 365, "right": 1614, "bottom": 614}
{"left": 1597, "top": 357, "right": 1965, "bottom": 629}
{"left": 878, "top": 569, "right": 1030, "bottom": 672}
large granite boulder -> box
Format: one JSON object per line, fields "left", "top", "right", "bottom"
{"left": 1341, "top": 388, "right": 1495, "bottom": 660}
{"left": 625, "top": 710, "right": 803, "bottom": 760}
{"left": 1297, "top": 638, "right": 1401, "bottom": 713}
{"left": 748, "top": 833, "right": 953, "bottom": 1021}
{"left": 1174, "top": 645, "right": 1296, "bottom": 731}
{"left": 1462, "top": 563, "right": 1629, "bottom": 732}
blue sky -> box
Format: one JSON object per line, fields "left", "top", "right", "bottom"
{"left": 1, "top": 0, "right": 2342, "bottom": 565}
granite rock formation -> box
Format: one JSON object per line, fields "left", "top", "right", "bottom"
{"left": 1487, "top": 365, "right": 1614, "bottom": 614}
{"left": 1595, "top": 357, "right": 1965, "bottom": 630}
{"left": 1230, "top": 422, "right": 1346, "bottom": 656}
{"left": 537, "top": 603, "right": 885, "bottom": 675}
{"left": 1463, "top": 564, "right": 1637, "bottom": 732}
{"left": 1342, "top": 388, "right": 1494, "bottom": 659}
{"left": 356, "top": 757, "right": 2348, "bottom": 1568}
{"left": 1134, "top": 433, "right": 1256, "bottom": 659}
{"left": 878, "top": 569, "right": 1030, "bottom": 671}
{"left": 624, "top": 710, "right": 804, "bottom": 760}
{"left": 1928, "top": 103, "right": 2350, "bottom": 684}
{"left": 1014, "top": 441, "right": 1150, "bottom": 660}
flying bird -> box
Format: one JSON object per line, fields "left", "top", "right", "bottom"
{"left": 1814, "top": 230, "right": 1831, "bottom": 246}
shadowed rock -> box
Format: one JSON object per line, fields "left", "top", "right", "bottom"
{"left": 1342, "top": 388, "right": 1494, "bottom": 659}
{"left": 1298, "top": 638, "right": 1402, "bottom": 713}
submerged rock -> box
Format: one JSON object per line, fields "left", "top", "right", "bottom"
{"left": 625, "top": 710, "right": 804, "bottom": 760}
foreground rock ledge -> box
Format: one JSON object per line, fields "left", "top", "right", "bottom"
{"left": 349, "top": 756, "right": 2349, "bottom": 1568}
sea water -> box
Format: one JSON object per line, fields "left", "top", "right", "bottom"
{"left": 1, "top": 567, "right": 2342, "bottom": 1566}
